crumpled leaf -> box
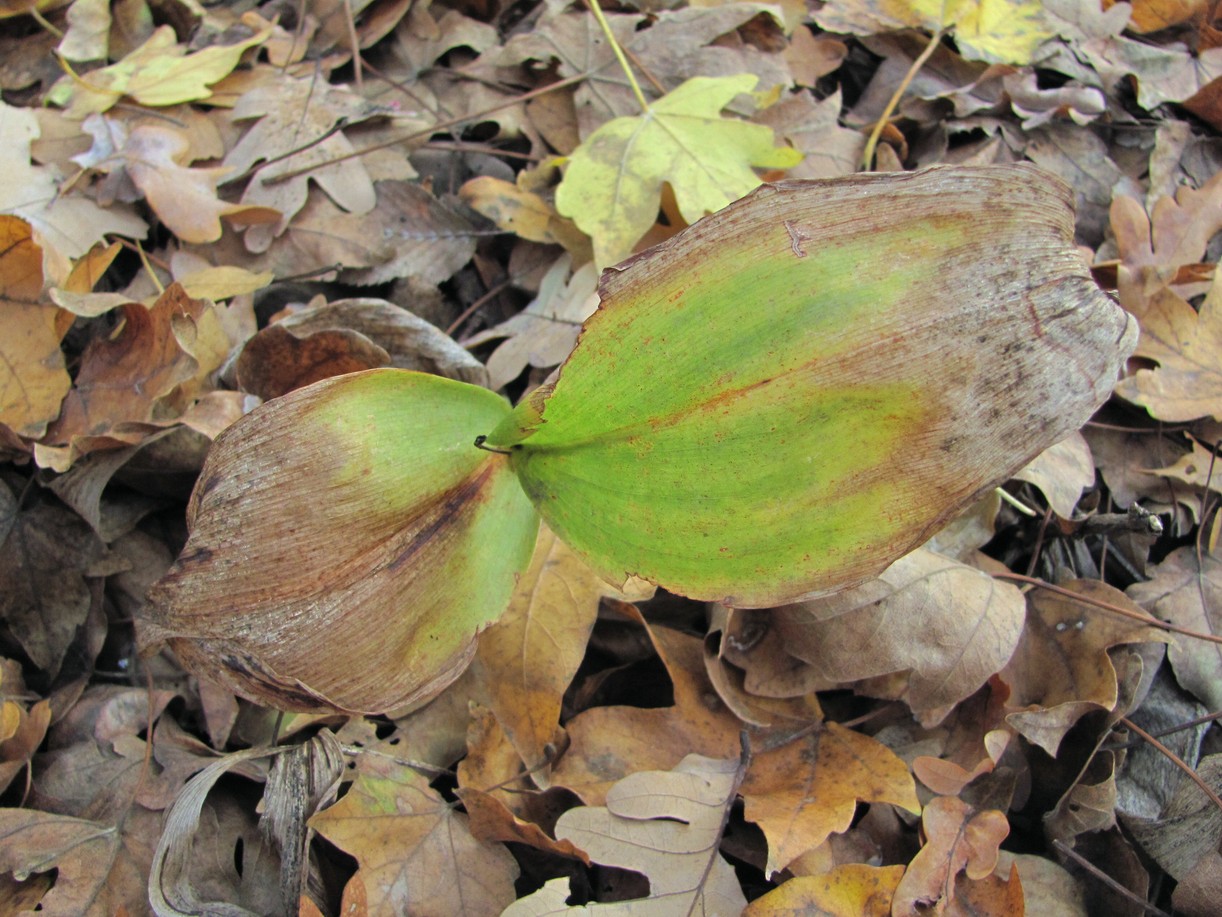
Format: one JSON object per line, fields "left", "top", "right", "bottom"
{"left": 1001, "top": 580, "right": 1171, "bottom": 756}
{"left": 740, "top": 723, "right": 920, "bottom": 876}
{"left": 0, "top": 809, "right": 127, "bottom": 916}
{"left": 555, "top": 73, "right": 802, "bottom": 267}
{"left": 1127, "top": 547, "right": 1222, "bottom": 709}
{"left": 142, "top": 370, "right": 540, "bottom": 714}
{"left": 485, "top": 165, "right": 1136, "bottom": 606}
{"left": 891, "top": 797, "right": 1011, "bottom": 916}
{"left": 235, "top": 323, "right": 391, "bottom": 401}
{"left": 0, "top": 215, "right": 70, "bottom": 439}
{"left": 718, "top": 548, "right": 1026, "bottom": 724}
{"left": 48, "top": 22, "right": 271, "bottom": 118}
{"left": 503, "top": 753, "right": 748, "bottom": 916}
{"left": 310, "top": 741, "right": 519, "bottom": 915}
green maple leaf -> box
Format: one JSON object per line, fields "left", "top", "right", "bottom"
{"left": 555, "top": 74, "right": 802, "bottom": 267}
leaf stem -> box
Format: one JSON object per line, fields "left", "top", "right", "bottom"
{"left": 862, "top": 27, "right": 944, "bottom": 170}
{"left": 584, "top": 0, "right": 651, "bottom": 114}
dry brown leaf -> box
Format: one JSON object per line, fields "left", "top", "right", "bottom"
{"left": 0, "top": 215, "right": 70, "bottom": 439}
{"left": 1001, "top": 580, "right": 1170, "bottom": 756}
{"left": 310, "top": 744, "right": 519, "bottom": 914}
{"left": 740, "top": 723, "right": 920, "bottom": 876}
{"left": 720, "top": 548, "right": 1025, "bottom": 724}
{"left": 949, "top": 863, "right": 1025, "bottom": 916}
{"left": 1013, "top": 432, "right": 1096, "bottom": 518}
{"left": 1127, "top": 546, "right": 1222, "bottom": 708}
{"left": 459, "top": 175, "right": 590, "bottom": 256}
{"left": 471, "top": 524, "right": 652, "bottom": 775}
{"left": 755, "top": 89, "right": 864, "bottom": 180}
{"left": 548, "top": 608, "right": 742, "bottom": 804}
{"left": 503, "top": 753, "right": 749, "bottom": 916}
{"left": 1145, "top": 432, "right": 1222, "bottom": 493}
{"left": 744, "top": 863, "right": 904, "bottom": 916}
{"left": 891, "top": 797, "right": 1011, "bottom": 916}
{"left": 997, "top": 851, "right": 1087, "bottom": 916}
{"left": 236, "top": 323, "right": 391, "bottom": 400}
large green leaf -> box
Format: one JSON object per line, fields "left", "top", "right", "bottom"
{"left": 142, "top": 370, "right": 539, "bottom": 714}
{"left": 484, "top": 164, "right": 1136, "bottom": 606}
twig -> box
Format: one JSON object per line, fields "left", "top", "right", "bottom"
{"left": 992, "top": 572, "right": 1222, "bottom": 646}
{"left": 862, "top": 28, "right": 944, "bottom": 169}
{"left": 584, "top": 0, "right": 650, "bottom": 114}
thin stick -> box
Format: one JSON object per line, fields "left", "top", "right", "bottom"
{"left": 993, "top": 572, "right": 1222, "bottom": 646}
{"left": 862, "top": 28, "right": 943, "bottom": 170}
{"left": 1119, "top": 716, "right": 1222, "bottom": 817}
{"left": 584, "top": 0, "right": 650, "bottom": 114}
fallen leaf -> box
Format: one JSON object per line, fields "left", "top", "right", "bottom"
{"left": 743, "top": 863, "right": 904, "bottom": 916}
{"left": 48, "top": 23, "right": 271, "bottom": 118}
{"left": 236, "top": 323, "right": 391, "bottom": 401}
{"left": 1001, "top": 580, "right": 1170, "bottom": 756}
{"left": 891, "top": 796, "right": 1010, "bottom": 915}
{"left": 503, "top": 753, "right": 748, "bottom": 915}
{"left": 471, "top": 524, "right": 652, "bottom": 774}
{"left": 1127, "top": 546, "right": 1222, "bottom": 709}
{"left": 1013, "top": 432, "right": 1096, "bottom": 518}
{"left": 720, "top": 548, "right": 1025, "bottom": 724}
{"left": 142, "top": 370, "right": 540, "bottom": 714}
{"left": 1112, "top": 0, "right": 1208, "bottom": 33}
{"left": 0, "top": 215, "right": 70, "bottom": 439}
{"left": 0, "top": 100, "right": 146, "bottom": 263}
{"left": 486, "top": 165, "right": 1136, "bottom": 606}
{"left": 740, "top": 723, "right": 920, "bottom": 875}
{"left": 949, "top": 862, "right": 1025, "bottom": 916}
{"left": 310, "top": 743, "right": 519, "bottom": 914}
{"left": 555, "top": 73, "right": 802, "bottom": 267}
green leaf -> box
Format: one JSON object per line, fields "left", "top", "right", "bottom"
{"left": 142, "top": 370, "right": 539, "bottom": 714}
{"left": 485, "top": 165, "right": 1136, "bottom": 606}
{"left": 555, "top": 74, "right": 802, "bottom": 268}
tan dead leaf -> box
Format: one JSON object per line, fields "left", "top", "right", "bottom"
{"left": 755, "top": 88, "right": 865, "bottom": 180}
{"left": 720, "top": 548, "right": 1025, "bottom": 725}
{"left": 223, "top": 75, "right": 390, "bottom": 251}
{"left": 1145, "top": 432, "right": 1222, "bottom": 493}
{"left": 235, "top": 323, "right": 391, "bottom": 401}
{"left": 1013, "top": 432, "right": 1095, "bottom": 518}
{"left": 0, "top": 658, "right": 49, "bottom": 795}
{"left": 48, "top": 22, "right": 271, "bottom": 118}
{"left": 465, "top": 254, "right": 599, "bottom": 391}
{"left": 1128, "top": 546, "right": 1222, "bottom": 709}
{"left": 548, "top": 608, "right": 742, "bottom": 804}
{"left": 503, "top": 753, "right": 749, "bottom": 916}
{"left": 744, "top": 863, "right": 904, "bottom": 916}
{"left": 891, "top": 797, "right": 1011, "bottom": 916}
{"left": 0, "top": 100, "right": 146, "bottom": 264}
{"left": 740, "top": 723, "right": 920, "bottom": 876}
{"left": 1001, "top": 580, "right": 1171, "bottom": 756}
{"left": 1116, "top": 271, "right": 1222, "bottom": 423}
{"left": 1125, "top": 753, "right": 1222, "bottom": 882}
{"left": 40, "top": 284, "right": 206, "bottom": 470}
{"left": 274, "top": 296, "right": 488, "bottom": 387}
{"left": 459, "top": 175, "right": 590, "bottom": 257}
{"left": 0, "top": 215, "right": 70, "bottom": 439}
{"left": 1084, "top": 424, "right": 1196, "bottom": 517}
{"left": 1108, "top": 0, "right": 1208, "bottom": 33}
{"left": 0, "top": 500, "right": 108, "bottom": 675}
{"left": 949, "top": 863, "right": 1024, "bottom": 916}
{"left": 471, "top": 524, "right": 652, "bottom": 775}
{"left": 997, "top": 851, "right": 1086, "bottom": 916}
{"left": 119, "top": 124, "right": 278, "bottom": 244}
{"left": 310, "top": 746, "right": 519, "bottom": 915}
{"left": 1045, "top": 749, "right": 1121, "bottom": 844}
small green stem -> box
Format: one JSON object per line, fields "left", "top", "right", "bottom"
{"left": 585, "top": 0, "right": 650, "bottom": 114}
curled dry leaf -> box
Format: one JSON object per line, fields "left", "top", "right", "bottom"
{"left": 484, "top": 165, "right": 1136, "bottom": 606}
{"left": 141, "top": 370, "right": 539, "bottom": 713}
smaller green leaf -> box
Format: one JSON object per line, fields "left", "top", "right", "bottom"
{"left": 142, "top": 370, "right": 539, "bottom": 714}
{"left": 555, "top": 74, "right": 802, "bottom": 268}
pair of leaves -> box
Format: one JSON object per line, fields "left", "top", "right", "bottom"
{"left": 144, "top": 164, "right": 1135, "bottom": 714}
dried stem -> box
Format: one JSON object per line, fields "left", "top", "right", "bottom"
{"left": 862, "top": 28, "right": 944, "bottom": 170}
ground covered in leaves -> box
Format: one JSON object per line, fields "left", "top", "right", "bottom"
{"left": 2, "top": 0, "right": 1222, "bottom": 914}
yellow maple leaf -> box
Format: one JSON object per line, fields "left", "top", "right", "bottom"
{"left": 555, "top": 73, "right": 801, "bottom": 268}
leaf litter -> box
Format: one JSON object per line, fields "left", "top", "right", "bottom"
{"left": 0, "top": 0, "right": 1221, "bottom": 914}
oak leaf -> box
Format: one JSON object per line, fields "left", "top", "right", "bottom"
{"left": 743, "top": 863, "right": 904, "bottom": 916}
{"left": 740, "top": 723, "right": 920, "bottom": 876}
{"left": 310, "top": 746, "right": 519, "bottom": 915}
{"left": 555, "top": 73, "right": 801, "bottom": 267}
{"left": 503, "top": 754, "right": 748, "bottom": 916}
